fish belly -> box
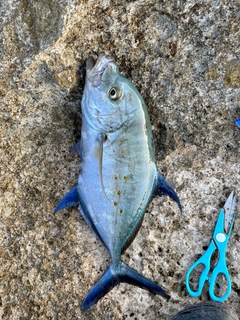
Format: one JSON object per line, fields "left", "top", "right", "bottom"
{"left": 78, "top": 121, "right": 157, "bottom": 261}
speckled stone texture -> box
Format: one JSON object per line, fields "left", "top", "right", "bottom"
{"left": 0, "top": 1, "right": 239, "bottom": 319}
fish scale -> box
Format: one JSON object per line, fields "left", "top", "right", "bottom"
{"left": 55, "top": 54, "right": 182, "bottom": 310}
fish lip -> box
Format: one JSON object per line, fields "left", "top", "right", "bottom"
{"left": 86, "top": 54, "right": 114, "bottom": 87}
{"left": 85, "top": 56, "right": 95, "bottom": 73}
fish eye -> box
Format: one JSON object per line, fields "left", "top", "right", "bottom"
{"left": 109, "top": 87, "right": 121, "bottom": 100}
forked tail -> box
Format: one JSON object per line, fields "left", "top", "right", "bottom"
{"left": 82, "top": 261, "right": 170, "bottom": 310}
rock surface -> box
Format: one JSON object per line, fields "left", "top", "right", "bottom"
{"left": 0, "top": 0, "right": 239, "bottom": 319}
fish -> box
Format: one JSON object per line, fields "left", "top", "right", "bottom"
{"left": 55, "top": 54, "right": 182, "bottom": 310}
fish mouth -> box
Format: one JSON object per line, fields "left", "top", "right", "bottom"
{"left": 85, "top": 54, "right": 114, "bottom": 87}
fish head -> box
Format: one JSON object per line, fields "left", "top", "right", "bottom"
{"left": 82, "top": 54, "right": 144, "bottom": 133}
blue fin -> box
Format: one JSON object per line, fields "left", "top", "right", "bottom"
{"left": 54, "top": 186, "right": 79, "bottom": 213}
{"left": 155, "top": 173, "right": 182, "bottom": 214}
{"left": 82, "top": 261, "right": 169, "bottom": 311}
{"left": 70, "top": 141, "right": 81, "bottom": 155}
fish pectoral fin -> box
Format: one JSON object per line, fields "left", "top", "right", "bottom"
{"left": 82, "top": 261, "right": 169, "bottom": 311}
{"left": 155, "top": 173, "right": 182, "bottom": 214}
{"left": 98, "top": 133, "right": 108, "bottom": 197}
{"left": 70, "top": 141, "right": 82, "bottom": 155}
{"left": 54, "top": 186, "right": 79, "bottom": 213}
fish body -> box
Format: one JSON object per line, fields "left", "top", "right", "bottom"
{"left": 55, "top": 55, "right": 182, "bottom": 310}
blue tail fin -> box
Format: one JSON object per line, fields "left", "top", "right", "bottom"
{"left": 155, "top": 173, "right": 182, "bottom": 214}
{"left": 82, "top": 261, "right": 170, "bottom": 310}
{"left": 82, "top": 264, "right": 118, "bottom": 311}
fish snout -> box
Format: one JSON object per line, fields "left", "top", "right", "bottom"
{"left": 86, "top": 55, "right": 115, "bottom": 87}
{"left": 85, "top": 56, "right": 95, "bottom": 73}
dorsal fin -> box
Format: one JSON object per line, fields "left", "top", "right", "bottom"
{"left": 155, "top": 173, "right": 182, "bottom": 214}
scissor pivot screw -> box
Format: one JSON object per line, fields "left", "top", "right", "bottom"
{"left": 216, "top": 233, "right": 226, "bottom": 243}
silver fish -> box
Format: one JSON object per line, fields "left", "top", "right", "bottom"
{"left": 55, "top": 54, "right": 182, "bottom": 310}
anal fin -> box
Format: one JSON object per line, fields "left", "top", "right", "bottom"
{"left": 54, "top": 186, "right": 79, "bottom": 213}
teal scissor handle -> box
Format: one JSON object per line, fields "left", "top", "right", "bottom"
{"left": 209, "top": 253, "right": 231, "bottom": 302}
{"left": 186, "top": 240, "right": 216, "bottom": 297}
{"left": 186, "top": 209, "right": 233, "bottom": 302}
{"left": 209, "top": 209, "right": 232, "bottom": 302}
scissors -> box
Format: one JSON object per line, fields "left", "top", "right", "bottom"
{"left": 186, "top": 190, "right": 236, "bottom": 302}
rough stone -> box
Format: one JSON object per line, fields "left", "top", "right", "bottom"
{"left": 0, "top": 0, "right": 239, "bottom": 319}
{"left": 224, "top": 63, "right": 240, "bottom": 88}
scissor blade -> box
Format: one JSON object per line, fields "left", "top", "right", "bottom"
{"left": 224, "top": 190, "right": 236, "bottom": 233}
